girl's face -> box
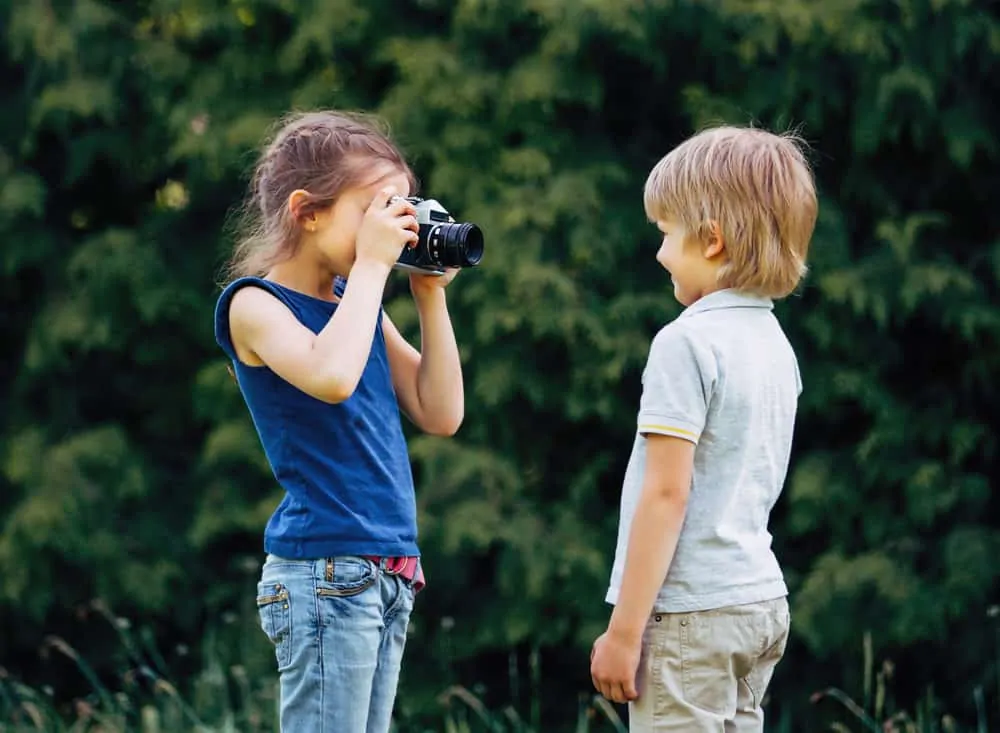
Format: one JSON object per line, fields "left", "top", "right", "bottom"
{"left": 307, "top": 163, "right": 413, "bottom": 274}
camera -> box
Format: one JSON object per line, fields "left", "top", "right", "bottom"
{"left": 390, "top": 196, "right": 484, "bottom": 275}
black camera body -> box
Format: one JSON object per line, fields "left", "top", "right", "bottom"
{"left": 391, "top": 196, "right": 484, "bottom": 275}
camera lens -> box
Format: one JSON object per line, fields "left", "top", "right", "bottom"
{"left": 429, "top": 222, "right": 485, "bottom": 268}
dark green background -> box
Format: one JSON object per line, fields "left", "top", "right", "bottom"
{"left": 1, "top": 0, "right": 998, "bottom": 730}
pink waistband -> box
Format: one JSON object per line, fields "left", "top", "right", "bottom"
{"left": 363, "top": 555, "right": 425, "bottom": 592}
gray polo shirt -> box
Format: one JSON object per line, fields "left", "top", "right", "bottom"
{"left": 605, "top": 289, "right": 801, "bottom": 613}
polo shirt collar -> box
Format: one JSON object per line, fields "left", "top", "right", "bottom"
{"left": 679, "top": 289, "right": 773, "bottom": 319}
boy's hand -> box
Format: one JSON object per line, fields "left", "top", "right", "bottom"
{"left": 590, "top": 629, "right": 641, "bottom": 703}
{"left": 409, "top": 268, "right": 458, "bottom": 302}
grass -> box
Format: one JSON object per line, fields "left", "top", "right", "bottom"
{"left": 807, "top": 625, "right": 997, "bottom": 733}
{"left": 0, "top": 600, "right": 628, "bottom": 733}
{"left": 1, "top": 604, "right": 997, "bottom": 732}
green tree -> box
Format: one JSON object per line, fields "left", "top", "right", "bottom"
{"left": 1, "top": 0, "right": 998, "bottom": 728}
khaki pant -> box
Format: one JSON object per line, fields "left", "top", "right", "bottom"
{"left": 629, "top": 597, "right": 790, "bottom": 732}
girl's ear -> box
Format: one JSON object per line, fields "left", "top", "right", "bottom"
{"left": 287, "top": 189, "right": 314, "bottom": 227}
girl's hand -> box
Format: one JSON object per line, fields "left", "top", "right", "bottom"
{"left": 355, "top": 188, "right": 419, "bottom": 270}
{"left": 409, "top": 268, "right": 458, "bottom": 302}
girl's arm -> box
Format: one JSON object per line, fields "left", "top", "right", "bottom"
{"left": 227, "top": 187, "right": 417, "bottom": 403}
{"left": 383, "top": 287, "right": 464, "bottom": 436}
{"left": 228, "top": 260, "right": 393, "bottom": 404}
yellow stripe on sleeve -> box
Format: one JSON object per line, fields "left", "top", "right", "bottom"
{"left": 638, "top": 424, "right": 699, "bottom": 440}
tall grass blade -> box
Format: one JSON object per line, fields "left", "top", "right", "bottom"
{"left": 863, "top": 631, "right": 873, "bottom": 713}
{"left": 811, "top": 687, "right": 881, "bottom": 732}
{"left": 973, "top": 684, "right": 987, "bottom": 733}
{"left": 590, "top": 695, "right": 627, "bottom": 733}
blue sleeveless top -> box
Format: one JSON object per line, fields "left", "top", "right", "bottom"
{"left": 213, "top": 276, "right": 418, "bottom": 559}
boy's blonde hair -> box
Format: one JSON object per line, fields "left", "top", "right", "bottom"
{"left": 643, "top": 125, "right": 818, "bottom": 298}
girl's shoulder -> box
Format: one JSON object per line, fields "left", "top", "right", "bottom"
{"left": 214, "top": 277, "right": 300, "bottom": 361}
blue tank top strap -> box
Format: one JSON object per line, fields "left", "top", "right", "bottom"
{"left": 333, "top": 275, "right": 347, "bottom": 298}
{"left": 214, "top": 276, "right": 301, "bottom": 362}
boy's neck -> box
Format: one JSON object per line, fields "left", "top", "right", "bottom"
{"left": 678, "top": 266, "right": 726, "bottom": 307}
{"left": 692, "top": 283, "right": 725, "bottom": 301}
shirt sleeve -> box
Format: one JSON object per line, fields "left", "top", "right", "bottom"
{"left": 637, "top": 325, "right": 718, "bottom": 444}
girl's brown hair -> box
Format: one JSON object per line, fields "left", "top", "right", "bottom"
{"left": 225, "top": 110, "right": 416, "bottom": 282}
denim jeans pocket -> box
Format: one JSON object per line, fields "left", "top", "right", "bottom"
{"left": 256, "top": 581, "right": 292, "bottom": 669}
{"left": 316, "top": 556, "right": 378, "bottom": 598}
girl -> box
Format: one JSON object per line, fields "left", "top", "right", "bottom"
{"left": 213, "top": 110, "right": 465, "bottom": 732}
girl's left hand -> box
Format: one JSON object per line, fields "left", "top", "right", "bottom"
{"left": 409, "top": 269, "right": 459, "bottom": 301}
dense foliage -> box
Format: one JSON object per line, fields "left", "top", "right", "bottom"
{"left": 2, "top": 0, "right": 998, "bottom": 729}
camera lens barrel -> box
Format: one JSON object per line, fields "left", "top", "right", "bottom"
{"left": 427, "top": 222, "right": 484, "bottom": 268}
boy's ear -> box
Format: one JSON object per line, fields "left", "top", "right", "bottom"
{"left": 703, "top": 220, "right": 726, "bottom": 259}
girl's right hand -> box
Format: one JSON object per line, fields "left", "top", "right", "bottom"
{"left": 355, "top": 188, "right": 419, "bottom": 270}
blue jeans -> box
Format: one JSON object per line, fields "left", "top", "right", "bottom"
{"left": 256, "top": 554, "right": 417, "bottom": 733}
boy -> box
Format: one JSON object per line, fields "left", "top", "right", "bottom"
{"left": 590, "top": 125, "right": 818, "bottom": 732}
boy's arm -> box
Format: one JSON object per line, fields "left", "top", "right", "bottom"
{"left": 383, "top": 279, "right": 464, "bottom": 436}
{"left": 607, "top": 433, "right": 694, "bottom": 640}
{"left": 590, "top": 434, "right": 694, "bottom": 703}
{"left": 591, "top": 326, "right": 714, "bottom": 704}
